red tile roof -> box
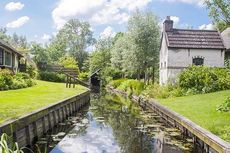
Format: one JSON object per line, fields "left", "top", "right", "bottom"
{"left": 165, "top": 29, "right": 225, "bottom": 49}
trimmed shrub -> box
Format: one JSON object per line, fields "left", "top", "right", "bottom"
{"left": 38, "top": 71, "right": 66, "bottom": 82}
{"left": 178, "top": 66, "right": 230, "bottom": 94}
{"left": 0, "top": 69, "right": 35, "bottom": 91}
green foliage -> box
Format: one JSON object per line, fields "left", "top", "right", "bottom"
{"left": 31, "top": 43, "right": 50, "bottom": 63}
{"left": 178, "top": 66, "right": 230, "bottom": 94}
{"left": 109, "top": 79, "right": 128, "bottom": 88}
{"left": 143, "top": 84, "right": 170, "bottom": 99}
{"left": 78, "top": 72, "right": 89, "bottom": 81}
{"left": 52, "top": 19, "right": 95, "bottom": 69}
{"left": 110, "top": 10, "right": 160, "bottom": 81}
{"left": 110, "top": 79, "right": 146, "bottom": 95}
{"left": 38, "top": 71, "right": 66, "bottom": 83}
{"left": 0, "top": 69, "right": 35, "bottom": 91}
{"left": 59, "top": 56, "right": 78, "bottom": 68}
{"left": 0, "top": 133, "right": 24, "bottom": 153}
{"left": 26, "top": 65, "right": 37, "bottom": 79}
{"left": 142, "top": 83, "right": 184, "bottom": 99}
{"left": 217, "top": 97, "right": 230, "bottom": 112}
{"left": 205, "top": 0, "right": 230, "bottom": 31}
{"left": 58, "top": 56, "right": 80, "bottom": 74}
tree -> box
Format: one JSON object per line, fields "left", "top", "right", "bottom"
{"left": 59, "top": 56, "right": 80, "bottom": 74}
{"left": 89, "top": 38, "right": 112, "bottom": 73}
{"left": 30, "top": 43, "right": 49, "bottom": 64}
{"left": 47, "top": 39, "right": 66, "bottom": 62}
{"left": 53, "top": 19, "right": 95, "bottom": 70}
{"left": 205, "top": 0, "right": 230, "bottom": 31}
{"left": 11, "top": 33, "right": 28, "bottom": 50}
{"left": 111, "top": 34, "right": 139, "bottom": 78}
{"left": 127, "top": 10, "right": 160, "bottom": 82}
{"left": 0, "top": 28, "right": 11, "bottom": 43}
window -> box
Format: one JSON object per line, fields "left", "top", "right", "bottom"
{"left": 193, "top": 57, "right": 204, "bottom": 66}
{"left": 4, "top": 51, "right": 12, "bottom": 66}
{"left": 0, "top": 48, "right": 3, "bottom": 65}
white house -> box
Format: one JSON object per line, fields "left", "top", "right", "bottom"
{"left": 159, "top": 16, "right": 226, "bottom": 85}
{"left": 221, "top": 27, "right": 230, "bottom": 68}
{"left": 0, "top": 40, "right": 24, "bottom": 73}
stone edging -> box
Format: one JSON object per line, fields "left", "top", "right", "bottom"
{"left": 0, "top": 90, "right": 90, "bottom": 147}
{"left": 107, "top": 86, "right": 230, "bottom": 153}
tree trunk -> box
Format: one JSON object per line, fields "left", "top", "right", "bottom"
{"left": 152, "top": 66, "right": 155, "bottom": 84}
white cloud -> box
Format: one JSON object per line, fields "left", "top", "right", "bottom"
{"left": 170, "top": 16, "right": 180, "bottom": 26}
{"left": 52, "top": 0, "right": 151, "bottom": 29}
{"left": 5, "top": 2, "right": 24, "bottom": 11}
{"left": 199, "top": 23, "right": 215, "bottom": 30}
{"left": 6, "top": 16, "right": 29, "bottom": 28}
{"left": 41, "top": 34, "right": 51, "bottom": 40}
{"left": 159, "top": 0, "right": 205, "bottom": 7}
{"left": 100, "top": 26, "right": 116, "bottom": 39}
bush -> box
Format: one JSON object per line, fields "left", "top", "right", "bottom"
{"left": 0, "top": 69, "right": 13, "bottom": 90}
{"left": 179, "top": 66, "right": 230, "bottom": 94}
{"left": 109, "top": 78, "right": 128, "bottom": 88}
{"left": 38, "top": 71, "right": 66, "bottom": 82}
{"left": 217, "top": 97, "right": 230, "bottom": 112}
{"left": 114, "top": 79, "right": 146, "bottom": 95}
{"left": 0, "top": 69, "right": 35, "bottom": 91}
{"left": 26, "top": 65, "right": 37, "bottom": 79}
{"left": 78, "top": 72, "right": 89, "bottom": 81}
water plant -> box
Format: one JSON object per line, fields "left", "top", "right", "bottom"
{"left": 0, "top": 133, "right": 23, "bottom": 153}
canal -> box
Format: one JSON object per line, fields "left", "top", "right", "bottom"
{"left": 32, "top": 93, "right": 202, "bottom": 153}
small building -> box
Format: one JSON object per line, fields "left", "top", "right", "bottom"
{"left": 89, "top": 69, "right": 101, "bottom": 92}
{"left": 159, "top": 16, "right": 226, "bottom": 85}
{"left": 0, "top": 40, "right": 24, "bottom": 73}
{"left": 221, "top": 27, "right": 230, "bottom": 67}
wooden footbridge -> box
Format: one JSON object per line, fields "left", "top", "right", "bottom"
{"left": 65, "top": 69, "right": 101, "bottom": 92}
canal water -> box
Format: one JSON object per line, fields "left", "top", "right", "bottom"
{"left": 32, "top": 93, "right": 202, "bottom": 153}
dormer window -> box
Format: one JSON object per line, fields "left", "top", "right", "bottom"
{"left": 193, "top": 57, "right": 204, "bottom": 66}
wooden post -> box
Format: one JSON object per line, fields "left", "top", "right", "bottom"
{"left": 66, "top": 76, "right": 68, "bottom": 88}
{"left": 69, "top": 77, "right": 71, "bottom": 88}
{"left": 73, "top": 78, "right": 75, "bottom": 88}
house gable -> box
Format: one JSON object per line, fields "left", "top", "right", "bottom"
{"left": 159, "top": 16, "right": 226, "bottom": 85}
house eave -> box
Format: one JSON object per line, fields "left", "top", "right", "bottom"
{"left": 0, "top": 41, "right": 23, "bottom": 57}
{"left": 168, "top": 46, "right": 226, "bottom": 50}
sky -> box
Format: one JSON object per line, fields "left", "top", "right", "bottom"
{"left": 0, "top": 0, "right": 214, "bottom": 44}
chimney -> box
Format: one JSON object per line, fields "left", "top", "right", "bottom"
{"left": 163, "top": 16, "right": 173, "bottom": 32}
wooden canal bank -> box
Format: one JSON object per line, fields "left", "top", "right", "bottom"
{"left": 107, "top": 86, "right": 230, "bottom": 153}
{"left": 0, "top": 90, "right": 90, "bottom": 148}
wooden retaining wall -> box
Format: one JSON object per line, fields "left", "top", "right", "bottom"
{"left": 0, "top": 91, "right": 90, "bottom": 148}
{"left": 107, "top": 87, "right": 230, "bottom": 153}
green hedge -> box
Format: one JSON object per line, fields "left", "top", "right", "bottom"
{"left": 179, "top": 66, "right": 230, "bottom": 94}
{"left": 0, "top": 69, "right": 35, "bottom": 91}
{"left": 38, "top": 71, "right": 66, "bottom": 82}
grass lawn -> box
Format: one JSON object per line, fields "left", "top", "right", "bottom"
{"left": 158, "top": 90, "right": 230, "bottom": 142}
{"left": 0, "top": 80, "right": 88, "bottom": 124}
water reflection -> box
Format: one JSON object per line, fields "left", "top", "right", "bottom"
{"left": 50, "top": 94, "right": 196, "bottom": 153}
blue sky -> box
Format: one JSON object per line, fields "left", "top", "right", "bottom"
{"left": 0, "top": 0, "right": 214, "bottom": 44}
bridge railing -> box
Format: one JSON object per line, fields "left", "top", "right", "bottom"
{"left": 65, "top": 73, "right": 89, "bottom": 88}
